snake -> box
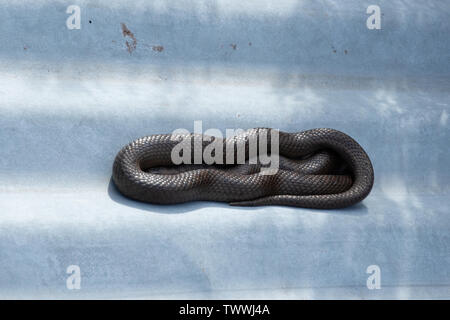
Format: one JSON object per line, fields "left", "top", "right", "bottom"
{"left": 112, "top": 128, "right": 374, "bottom": 209}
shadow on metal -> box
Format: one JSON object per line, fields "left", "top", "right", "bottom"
{"left": 107, "top": 177, "right": 369, "bottom": 215}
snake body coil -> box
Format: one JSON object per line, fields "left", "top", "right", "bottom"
{"left": 112, "top": 128, "right": 374, "bottom": 209}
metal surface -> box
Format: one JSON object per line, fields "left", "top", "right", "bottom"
{"left": 0, "top": 0, "right": 449, "bottom": 299}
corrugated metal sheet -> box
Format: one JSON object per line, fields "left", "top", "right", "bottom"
{"left": 0, "top": 0, "right": 449, "bottom": 298}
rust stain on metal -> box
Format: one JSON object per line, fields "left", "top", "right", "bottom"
{"left": 152, "top": 45, "right": 164, "bottom": 52}
{"left": 121, "top": 23, "right": 137, "bottom": 54}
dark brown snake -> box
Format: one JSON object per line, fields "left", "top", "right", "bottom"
{"left": 112, "top": 128, "right": 374, "bottom": 209}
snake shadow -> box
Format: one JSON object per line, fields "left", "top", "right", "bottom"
{"left": 107, "top": 177, "right": 261, "bottom": 214}
{"left": 107, "top": 178, "right": 369, "bottom": 215}
{"left": 320, "top": 202, "right": 369, "bottom": 216}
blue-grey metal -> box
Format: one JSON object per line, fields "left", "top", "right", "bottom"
{"left": 0, "top": 0, "right": 449, "bottom": 299}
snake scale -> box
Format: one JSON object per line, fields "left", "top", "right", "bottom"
{"left": 112, "top": 128, "right": 374, "bottom": 209}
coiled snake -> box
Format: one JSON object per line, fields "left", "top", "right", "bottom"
{"left": 112, "top": 128, "right": 374, "bottom": 209}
